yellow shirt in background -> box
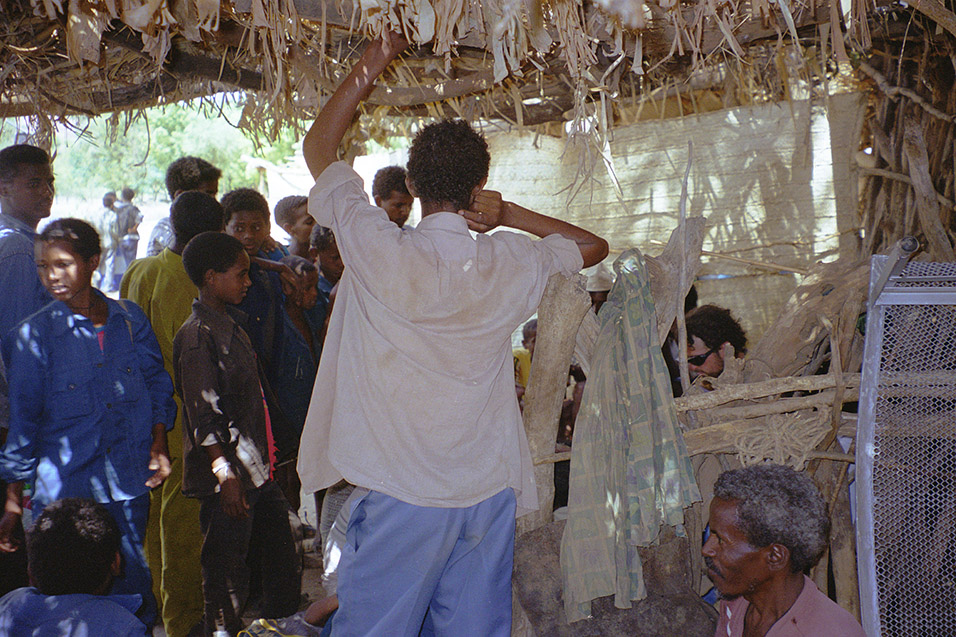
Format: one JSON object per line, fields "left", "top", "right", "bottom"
{"left": 120, "top": 248, "right": 198, "bottom": 458}
{"left": 513, "top": 348, "right": 532, "bottom": 388}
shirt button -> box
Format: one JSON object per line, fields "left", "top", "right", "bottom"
{"left": 96, "top": 363, "right": 103, "bottom": 368}
{"left": 126, "top": 367, "right": 132, "bottom": 373}
{"left": 68, "top": 383, "right": 75, "bottom": 390}
{"left": 106, "top": 403, "right": 113, "bottom": 409}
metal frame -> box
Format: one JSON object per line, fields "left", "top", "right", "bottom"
{"left": 856, "top": 239, "right": 956, "bottom": 636}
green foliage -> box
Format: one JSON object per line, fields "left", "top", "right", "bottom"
{"left": 1, "top": 99, "right": 302, "bottom": 201}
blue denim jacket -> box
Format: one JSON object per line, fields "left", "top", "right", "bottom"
{"left": 0, "top": 587, "right": 148, "bottom": 636}
{"left": 273, "top": 310, "right": 319, "bottom": 446}
{"left": 0, "top": 292, "right": 176, "bottom": 506}
{"left": 0, "top": 213, "right": 50, "bottom": 339}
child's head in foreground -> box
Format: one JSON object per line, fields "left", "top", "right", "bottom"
{"left": 35, "top": 218, "right": 101, "bottom": 304}
{"left": 27, "top": 498, "right": 121, "bottom": 596}
{"left": 222, "top": 188, "right": 271, "bottom": 257}
{"left": 182, "top": 232, "right": 251, "bottom": 306}
{"left": 274, "top": 195, "right": 313, "bottom": 246}
{"left": 279, "top": 255, "right": 319, "bottom": 311}
{"left": 406, "top": 119, "right": 490, "bottom": 212}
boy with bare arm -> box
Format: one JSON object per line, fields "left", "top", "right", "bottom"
{"left": 297, "top": 33, "right": 608, "bottom": 635}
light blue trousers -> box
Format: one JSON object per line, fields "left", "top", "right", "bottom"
{"left": 330, "top": 488, "right": 516, "bottom": 636}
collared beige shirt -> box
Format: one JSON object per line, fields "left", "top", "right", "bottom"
{"left": 298, "top": 162, "right": 583, "bottom": 514}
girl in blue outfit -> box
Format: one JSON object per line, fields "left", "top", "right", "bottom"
{"left": 0, "top": 218, "right": 176, "bottom": 628}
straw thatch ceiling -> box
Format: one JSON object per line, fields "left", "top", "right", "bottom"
{"left": 0, "top": 0, "right": 933, "bottom": 139}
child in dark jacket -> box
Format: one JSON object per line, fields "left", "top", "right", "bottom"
{"left": 173, "top": 232, "right": 300, "bottom": 636}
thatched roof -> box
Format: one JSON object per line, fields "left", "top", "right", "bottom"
{"left": 2, "top": 0, "right": 862, "bottom": 141}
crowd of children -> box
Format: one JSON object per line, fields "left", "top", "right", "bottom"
{"left": 0, "top": 31, "right": 609, "bottom": 637}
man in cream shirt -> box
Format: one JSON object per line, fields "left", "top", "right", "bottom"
{"left": 298, "top": 33, "right": 608, "bottom": 636}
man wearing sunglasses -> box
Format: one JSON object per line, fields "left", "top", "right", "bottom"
{"left": 685, "top": 304, "right": 747, "bottom": 380}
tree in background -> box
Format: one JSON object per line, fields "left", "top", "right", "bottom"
{"left": 0, "top": 99, "right": 300, "bottom": 201}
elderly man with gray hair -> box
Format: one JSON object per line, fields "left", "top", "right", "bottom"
{"left": 703, "top": 463, "right": 864, "bottom": 637}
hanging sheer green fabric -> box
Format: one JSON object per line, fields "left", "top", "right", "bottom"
{"left": 560, "top": 248, "right": 701, "bottom": 622}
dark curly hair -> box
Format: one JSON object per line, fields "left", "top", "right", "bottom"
{"left": 372, "top": 165, "right": 410, "bottom": 199}
{"left": 406, "top": 120, "right": 490, "bottom": 211}
{"left": 165, "top": 156, "right": 222, "bottom": 199}
{"left": 38, "top": 218, "right": 101, "bottom": 260}
{"left": 309, "top": 224, "right": 336, "bottom": 252}
{"left": 685, "top": 304, "right": 747, "bottom": 355}
{"left": 221, "top": 188, "right": 270, "bottom": 224}
{"left": 714, "top": 464, "right": 830, "bottom": 574}
{"left": 0, "top": 144, "right": 50, "bottom": 182}
{"left": 170, "top": 191, "right": 224, "bottom": 246}
{"left": 182, "top": 232, "right": 247, "bottom": 287}
{"left": 27, "top": 498, "right": 121, "bottom": 595}
{"left": 280, "top": 254, "right": 317, "bottom": 277}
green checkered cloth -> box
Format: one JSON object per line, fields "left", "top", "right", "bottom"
{"left": 560, "top": 249, "right": 701, "bottom": 622}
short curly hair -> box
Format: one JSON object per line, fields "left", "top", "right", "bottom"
{"left": 309, "top": 224, "right": 335, "bottom": 252}
{"left": 280, "top": 254, "right": 317, "bottom": 277}
{"left": 27, "top": 498, "right": 121, "bottom": 595}
{"left": 714, "top": 464, "right": 830, "bottom": 573}
{"left": 221, "top": 188, "right": 270, "bottom": 224}
{"left": 165, "top": 156, "right": 222, "bottom": 199}
{"left": 0, "top": 144, "right": 50, "bottom": 182}
{"left": 274, "top": 195, "right": 308, "bottom": 228}
{"left": 372, "top": 165, "right": 410, "bottom": 199}
{"left": 182, "top": 232, "right": 247, "bottom": 287}
{"left": 170, "top": 191, "right": 224, "bottom": 246}
{"left": 406, "top": 120, "right": 489, "bottom": 211}
{"left": 39, "top": 218, "right": 101, "bottom": 260}
{"left": 686, "top": 304, "right": 747, "bottom": 355}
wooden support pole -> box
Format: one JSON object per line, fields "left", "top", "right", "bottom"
{"left": 903, "top": 112, "right": 956, "bottom": 260}
{"left": 675, "top": 373, "right": 862, "bottom": 412}
{"left": 518, "top": 273, "right": 592, "bottom": 537}
{"left": 706, "top": 387, "right": 860, "bottom": 421}
{"left": 831, "top": 467, "right": 861, "bottom": 620}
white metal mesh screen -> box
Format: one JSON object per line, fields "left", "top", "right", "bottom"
{"left": 858, "top": 259, "right": 956, "bottom": 636}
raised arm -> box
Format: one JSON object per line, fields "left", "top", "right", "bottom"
{"left": 302, "top": 32, "right": 409, "bottom": 180}
{"left": 462, "top": 191, "right": 609, "bottom": 268}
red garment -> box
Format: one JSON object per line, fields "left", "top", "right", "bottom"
{"left": 259, "top": 383, "right": 276, "bottom": 478}
{"left": 714, "top": 576, "right": 865, "bottom": 637}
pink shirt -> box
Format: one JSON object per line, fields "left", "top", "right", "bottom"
{"left": 715, "top": 576, "right": 865, "bottom": 637}
{"left": 298, "top": 162, "right": 583, "bottom": 514}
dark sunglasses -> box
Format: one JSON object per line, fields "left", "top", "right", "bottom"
{"left": 688, "top": 346, "right": 720, "bottom": 366}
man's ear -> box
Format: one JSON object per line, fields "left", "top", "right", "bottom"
{"left": 464, "top": 177, "right": 489, "bottom": 210}
{"left": 89, "top": 253, "right": 100, "bottom": 271}
{"left": 765, "top": 543, "right": 791, "bottom": 573}
{"left": 470, "top": 177, "right": 488, "bottom": 201}
{"left": 404, "top": 176, "right": 417, "bottom": 198}
{"left": 203, "top": 268, "right": 217, "bottom": 287}
{"left": 373, "top": 195, "right": 383, "bottom": 207}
